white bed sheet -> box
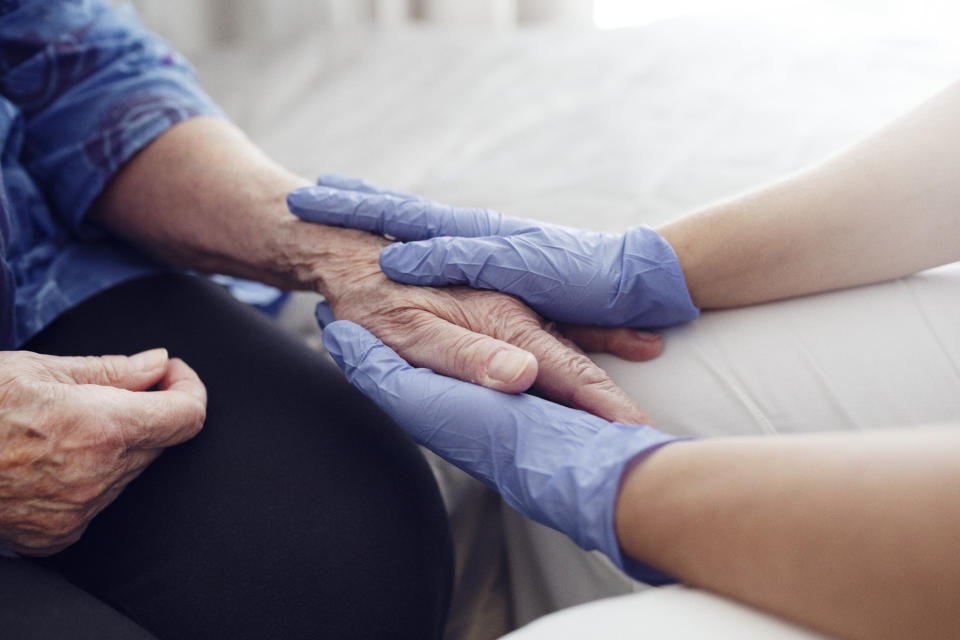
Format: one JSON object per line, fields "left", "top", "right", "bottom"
{"left": 189, "top": 16, "right": 960, "bottom": 639}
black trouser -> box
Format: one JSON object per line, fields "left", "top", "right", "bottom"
{"left": 1, "top": 274, "right": 453, "bottom": 639}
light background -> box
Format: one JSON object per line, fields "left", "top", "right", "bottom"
{"left": 127, "top": 0, "right": 960, "bottom": 55}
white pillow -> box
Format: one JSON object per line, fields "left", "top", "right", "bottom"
{"left": 503, "top": 585, "right": 832, "bottom": 640}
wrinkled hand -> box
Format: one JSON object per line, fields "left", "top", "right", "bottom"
{"left": 307, "top": 228, "right": 650, "bottom": 421}
{"left": 0, "top": 349, "right": 206, "bottom": 556}
{"left": 296, "top": 223, "right": 656, "bottom": 423}
{"left": 322, "top": 320, "right": 681, "bottom": 585}
{"left": 289, "top": 178, "right": 664, "bottom": 422}
{"left": 288, "top": 175, "right": 699, "bottom": 333}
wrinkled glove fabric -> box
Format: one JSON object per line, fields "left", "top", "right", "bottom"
{"left": 288, "top": 176, "right": 699, "bottom": 329}
{"left": 322, "top": 318, "right": 681, "bottom": 585}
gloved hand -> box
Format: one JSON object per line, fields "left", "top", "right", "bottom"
{"left": 321, "top": 317, "right": 684, "bottom": 585}
{"left": 288, "top": 175, "right": 699, "bottom": 329}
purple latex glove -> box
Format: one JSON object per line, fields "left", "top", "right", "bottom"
{"left": 288, "top": 176, "right": 699, "bottom": 329}
{"left": 322, "top": 318, "right": 683, "bottom": 585}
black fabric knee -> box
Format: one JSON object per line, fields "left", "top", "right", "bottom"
{"left": 22, "top": 274, "right": 453, "bottom": 640}
{"left": 0, "top": 558, "right": 158, "bottom": 640}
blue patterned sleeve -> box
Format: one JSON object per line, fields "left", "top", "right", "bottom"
{"left": 0, "top": 0, "right": 225, "bottom": 230}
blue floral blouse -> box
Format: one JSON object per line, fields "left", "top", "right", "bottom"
{"left": 0, "top": 0, "right": 223, "bottom": 348}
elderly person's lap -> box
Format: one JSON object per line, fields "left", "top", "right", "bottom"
{"left": 0, "top": 273, "right": 453, "bottom": 640}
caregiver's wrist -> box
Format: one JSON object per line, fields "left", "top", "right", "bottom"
{"left": 614, "top": 438, "right": 696, "bottom": 575}
{"left": 652, "top": 222, "right": 703, "bottom": 310}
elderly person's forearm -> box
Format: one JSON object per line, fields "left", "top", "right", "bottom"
{"left": 91, "top": 116, "right": 652, "bottom": 423}
{"left": 92, "top": 116, "right": 317, "bottom": 291}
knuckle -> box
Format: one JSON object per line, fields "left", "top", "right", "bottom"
{"left": 377, "top": 307, "right": 441, "bottom": 352}
{"left": 52, "top": 355, "right": 120, "bottom": 385}
{"left": 11, "top": 351, "right": 47, "bottom": 374}
{"left": 447, "top": 332, "right": 496, "bottom": 382}
{"left": 93, "top": 356, "right": 125, "bottom": 385}
{"left": 381, "top": 304, "right": 425, "bottom": 328}
{"left": 88, "top": 419, "right": 132, "bottom": 452}
{"left": 186, "top": 398, "right": 207, "bottom": 434}
{"left": 63, "top": 479, "right": 110, "bottom": 506}
{"left": 438, "top": 287, "right": 535, "bottom": 330}
{"left": 0, "top": 366, "right": 56, "bottom": 406}
{"left": 486, "top": 304, "right": 544, "bottom": 345}
{"left": 156, "top": 396, "right": 207, "bottom": 444}
{"left": 565, "top": 353, "right": 610, "bottom": 385}
{"left": 0, "top": 375, "right": 31, "bottom": 405}
{"left": 558, "top": 355, "right": 616, "bottom": 405}
{"left": 484, "top": 292, "right": 535, "bottom": 318}
{"left": 570, "top": 376, "right": 621, "bottom": 411}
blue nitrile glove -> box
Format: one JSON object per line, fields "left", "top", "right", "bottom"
{"left": 321, "top": 317, "right": 684, "bottom": 585}
{"left": 288, "top": 176, "right": 699, "bottom": 329}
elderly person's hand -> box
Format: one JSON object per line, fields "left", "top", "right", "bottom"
{"left": 92, "top": 117, "right": 656, "bottom": 423}
{"left": 0, "top": 349, "right": 206, "bottom": 556}
{"left": 288, "top": 180, "right": 661, "bottom": 423}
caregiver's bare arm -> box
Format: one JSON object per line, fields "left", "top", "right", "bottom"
{"left": 616, "top": 428, "right": 960, "bottom": 640}
{"left": 90, "top": 116, "right": 649, "bottom": 423}
{"left": 659, "top": 80, "right": 960, "bottom": 309}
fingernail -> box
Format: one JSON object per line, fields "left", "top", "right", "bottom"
{"left": 129, "top": 348, "right": 168, "bottom": 372}
{"left": 487, "top": 350, "right": 534, "bottom": 384}
{"left": 634, "top": 331, "right": 661, "bottom": 343}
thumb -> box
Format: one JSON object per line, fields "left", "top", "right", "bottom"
{"left": 324, "top": 312, "right": 537, "bottom": 394}
{"left": 93, "top": 357, "right": 207, "bottom": 451}
{"left": 49, "top": 348, "right": 170, "bottom": 391}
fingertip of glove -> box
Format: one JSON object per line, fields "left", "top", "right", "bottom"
{"left": 377, "top": 243, "right": 407, "bottom": 277}
{"left": 378, "top": 241, "right": 402, "bottom": 258}
{"left": 320, "top": 320, "right": 371, "bottom": 365}
{"left": 286, "top": 186, "right": 315, "bottom": 214}
{"left": 315, "top": 173, "right": 356, "bottom": 189}
{"left": 378, "top": 242, "right": 432, "bottom": 284}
